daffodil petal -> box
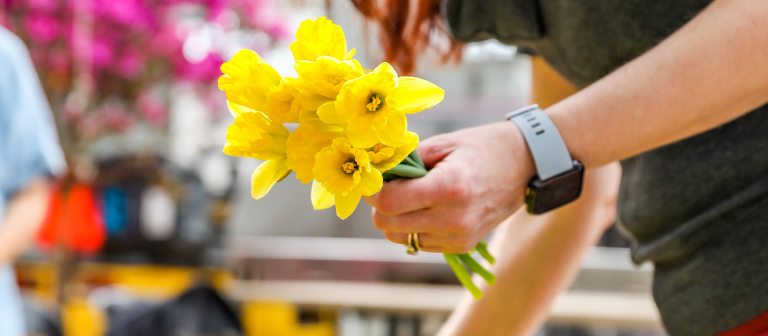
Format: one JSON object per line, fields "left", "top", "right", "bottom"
{"left": 371, "top": 131, "right": 420, "bottom": 171}
{"left": 291, "top": 17, "right": 350, "bottom": 61}
{"left": 263, "top": 79, "right": 301, "bottom": 123}
{"left": 335, "top": 191, "right": 362, "bottom": 219}
{"left": 389, "top": 77, "right": 445, "bottom": 114}
{"left": 302, "top": 117, "right": 345, "bottom": 132}
{"left": 251, "top": 160, "right": 289, "bottom": 199}
{"left": 347, "top": 123, "right": 379, "bottom": 148}
{"left": 224, "top": 109, "right": 289, "bottom": 160}
{"left": 373, "top": 62, "right": 398, "bottom": 80}
{"left": 356, "top": 168, "right": 383, "bottom": 197}
{"left": 311, "top": 181, "right": 335, "bottom": 210}
{"left": 377, "top": 113, "right": 407, "bottom": 146}
{"left": 219, "top": 49, "right": 282, "bottom": 111}
{"left": 318, "top": 101, "right": 343, "bottom": 125}
{"left": 227, "top": 100, "right": 258, "bottom": 118}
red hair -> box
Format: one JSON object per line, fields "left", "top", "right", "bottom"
{"left": 351, "top": 0, "right": 462, "bottom": 74}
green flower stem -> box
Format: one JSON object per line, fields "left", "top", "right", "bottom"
{"left": 381, "top": 172, "right": 398, "bottom": 182}
{"left": 445, "top": 254, "right": 483, "bottom": 299}
{"left": 407, "top": 150, "right": 426, "bottom": 169}
{"left": 402, "top": 154, "right": 421, "bottom": 168}
{"left": 476, "top": 241, "right": 496, "bottom": 265}
{"left": 458, "top": 254, "right": 496, "bottom": 285}
{"left": 385, "top": 163, "right": 427, "bottom": 179}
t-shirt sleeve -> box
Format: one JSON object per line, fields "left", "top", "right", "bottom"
{"left": 0, "top": 28, "right": 67, "bottom": 196}
{"left": 443, "top": 0, "right": 544, "bottom": 43}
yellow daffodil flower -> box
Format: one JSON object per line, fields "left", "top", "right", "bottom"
{"left": 294, "top": 56, "right": 364, "bottom": 111}
{"left": 286, "top": 123, "right": 343, "bottom": 184}
{"left": 313, "top": 138, "right": 383, "bottom": 219}
{"left": 335, "top": 62, "right": 444, "bottom": 148}
{"left": 219, "top": 49, "right": 282, "bottom": 112}
{"left": 291, "top": 16, "right": 356, "bottom": 62}
{"left": 223, "top": 104, "right": 290, "bottom": 199}
{"left": 367, "top": 131, "right": 420, "bottom": 172}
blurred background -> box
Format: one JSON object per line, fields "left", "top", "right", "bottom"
{"left": 1, "top": 0, "right": 662, "bottom": 335}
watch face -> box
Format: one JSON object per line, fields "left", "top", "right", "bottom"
{"left": 525, "top": 161, "right": 584, "bottom": 214}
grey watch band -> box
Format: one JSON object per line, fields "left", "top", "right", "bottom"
{"left": 506, "top": 105, "right": 574, "bottom": 180}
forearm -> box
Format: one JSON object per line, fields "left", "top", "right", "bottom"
{"left": 439, "top": 163, "right": 621, "bottom": 336}
{"left": 548, "top": 0, "right": 768, "bottom": 167}
{"left": 0, "top": 178, "right": 51, "bottom": 265}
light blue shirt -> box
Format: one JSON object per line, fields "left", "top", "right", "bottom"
{"left": 0, "top": 27, "right": 66, "bottom": 336}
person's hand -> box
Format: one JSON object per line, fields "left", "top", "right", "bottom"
{"left": 367, "top": 122, "right": 535, "bottom": 253}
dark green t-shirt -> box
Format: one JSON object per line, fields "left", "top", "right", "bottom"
{"left": 444, "top": 1, "right": 768, "bottom": 334}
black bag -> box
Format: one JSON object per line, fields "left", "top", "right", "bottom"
{"left": 107, "top": 285, "right": 242, "bottom": 336}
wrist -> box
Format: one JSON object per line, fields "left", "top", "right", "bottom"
{"left": 505, "top": 105, "right": 585, "bottom": 214}
{"left": 499, "top": 121, "right": 537, "bottom": 183}
{"left": 544, "top": 103, "right": 583, "bottom": 165}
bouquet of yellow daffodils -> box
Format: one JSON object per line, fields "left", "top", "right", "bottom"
{"left": 219, "top": 17, "right": 495, "bottom": 299}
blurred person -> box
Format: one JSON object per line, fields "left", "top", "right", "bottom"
{"left": 353, "top": 0, "right": 768, "bottom": 335}
{"left": 0, "top": 26, "right": 66, "bottom": 336}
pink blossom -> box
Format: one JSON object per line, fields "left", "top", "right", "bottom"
{"left": 48, "top": 49, "right": 71, "bottom": 73}
{"left": 206, "top": 0, "right": 227, "bottom": 21}
{"left": 23, "top": 0, "right": 58, "bottom": 12}
{"left": 149, "top": 25, "right": 184, "bottom": 58}
{"left": 23, "top": 14, "right": 60, "bottom": 43}
{"left": 98, "top": 103, "right": 134, "bottom": 133}
{"left": 89, "top": 38, "right": 114, "bottom": 69}
{"left": 137, "top": 90, "right": 168, "bottom": 127}
{"left": 175, "top": 53, "right": 223, "bottom": 82}
{"left": 263, "top": 21, "right": 289, "bottom": 39}
{"left": 116, "top": 50, "right": 145, "bottom": 78}
{"left": 93, "top": 0, "right": 152, "bottom": 28}
{"left": 237, "top": 0, "right": 288, "bottom": 38}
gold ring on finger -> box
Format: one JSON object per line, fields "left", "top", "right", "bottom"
{"left": 407, "top": 232, "right": 421, "bottom": 255}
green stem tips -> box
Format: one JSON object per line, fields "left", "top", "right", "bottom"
{"left": 384, "top": 151, "right": 497, "bottom": 299}
{"left": 384, "top": 163, "right": 427, "bottom": 179}
{"left": 444, "top": 247, "right": 497, "bottom": 300}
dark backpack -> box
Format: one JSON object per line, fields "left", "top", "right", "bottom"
{"left": 107, "top": 285, "right": 242, "bottom": 336}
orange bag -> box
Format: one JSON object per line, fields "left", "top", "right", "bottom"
{"left": 38, "top": 182, "right": 106, "bottom": 253}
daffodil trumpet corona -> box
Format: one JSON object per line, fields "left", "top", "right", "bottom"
{"left": 218, "top": 16, "right": 495, "bottom": 300}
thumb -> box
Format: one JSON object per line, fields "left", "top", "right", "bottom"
{"left": 416, "top": 134, "right": 456, "bottom": 169}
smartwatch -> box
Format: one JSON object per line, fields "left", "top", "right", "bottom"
{"left": 506, "top": 105, "right": 584, "bottom": 214}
